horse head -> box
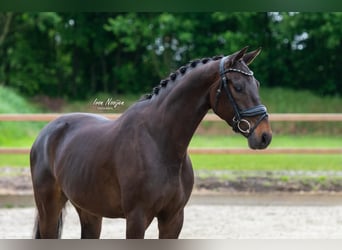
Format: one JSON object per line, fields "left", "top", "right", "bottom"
{"left": 209, "top": 47, "right": 272, "bottom": 149}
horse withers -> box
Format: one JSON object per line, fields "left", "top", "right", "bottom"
{"left": 30, "top": 47, "right": 272, "bottom": 239}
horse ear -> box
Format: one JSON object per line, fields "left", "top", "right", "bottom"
{"left": 243, "top": 47, "right": 261, "bottom": 65}
{"left": 230, "top": 46, "right": 249, "bottom": 64}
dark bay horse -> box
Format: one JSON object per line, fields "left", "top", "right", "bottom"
{"left": 30, "top": 47, "right": 272, "bottom": 239}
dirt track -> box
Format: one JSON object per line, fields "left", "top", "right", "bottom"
{"left": 1, "top": 193, "right": 342, "bottom": 239}
{"left": 2, "top": 168, "right": 342, "bottom": 238}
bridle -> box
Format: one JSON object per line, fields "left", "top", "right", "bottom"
{"left": 214, "top": 56, "right": 268, "bottom": 137}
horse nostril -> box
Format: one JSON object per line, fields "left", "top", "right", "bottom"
{"left": 261, "top": 132, "right": 271, "bottom": 146}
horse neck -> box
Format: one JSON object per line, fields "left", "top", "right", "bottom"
{"left": 147, "top": 60, "right": 220, "bottom": 158}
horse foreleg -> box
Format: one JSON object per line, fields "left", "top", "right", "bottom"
{"left": 75, "top": 207, "right": 103, "bottom": 239}
{"left": 157, "top": 209, "right": 184, "bottom": 239}
{"left": 125, "top": 208, "right": 148, "bottom": 239}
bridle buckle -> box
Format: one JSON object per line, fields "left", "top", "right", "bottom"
{"left": 233, "top": 117, "right": 251, "bottom": 134}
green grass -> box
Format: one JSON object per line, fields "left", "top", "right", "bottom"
{"left": 0, "top": 85, "right": 46, "bottom": 146}
{"left": 0, "top": 136, "right": 40, "bottom": 147}
{"left": 190, "top": 134, "right": 341, "bottom": 172}
{"left": 260, "top": 87, "right": 342, "bottom": 113}
{"left": 190, "top": 154, "right": 342, "bottom": 171}
{"left": 0, "top": 155, "right": 29, "bottom": 168}
{"left": 190, "top": 134, "right": 342, "bottom": 148}
{"left": 189, "top": 134, "right": 341, "bottom": 172}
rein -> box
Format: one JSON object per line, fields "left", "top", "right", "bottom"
{"left": 214, "top": 56, "right": 268, "bottom": 137}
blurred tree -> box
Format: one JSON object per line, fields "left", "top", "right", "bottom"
{"left": 0, "top": 12, "right": 13, "bottom": 86}
{"left": 268, "top": 12, "right": 342, "bottom": 95}
{"left": 0, "top": 12, "right": 340, "bottom": 99}
{"left": 1, "top": 13, "right": 62, "bottom": 96}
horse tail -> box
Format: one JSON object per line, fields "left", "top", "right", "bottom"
{"left": 33, "top": 212, "right": 40, "bottom": 238}
{"left": 33, "top": 206, "right": 66, "bottom": 239}
{"left": 57, "top": 206, "right": 66, "bottom": 238}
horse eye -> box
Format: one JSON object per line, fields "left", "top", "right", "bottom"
{"left": 234, "top": 84, "right": 243, "bottom": 92}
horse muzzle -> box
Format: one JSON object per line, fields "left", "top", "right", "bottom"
{"left": 247, "top": 122, "right": 272, "bottom": 149}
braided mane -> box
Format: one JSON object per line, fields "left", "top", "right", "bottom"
{"left": 141, "top": 55, "right": 224, "bottom": 100}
